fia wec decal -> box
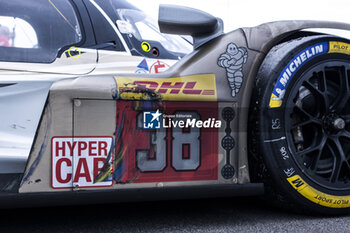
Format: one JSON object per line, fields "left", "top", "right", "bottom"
{"left": 51, "top": 137, "right": 113, "bottom": 189}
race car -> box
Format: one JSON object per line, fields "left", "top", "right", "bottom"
{"left": 1, "top": 1, "right": 350, "bottom": 215}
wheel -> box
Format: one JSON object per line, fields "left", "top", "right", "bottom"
{"left": 250, "top": 35, "right": 350, "bottom": 214}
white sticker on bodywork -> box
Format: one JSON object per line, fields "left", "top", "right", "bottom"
{"left": 51, "top": 137, "right": 113, "bottom": 189}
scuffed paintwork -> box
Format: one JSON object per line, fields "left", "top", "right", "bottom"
{"left": 20, "top": 76, "right": 117, "bottom": 192}
{"left": 117, "top": 82, "right": 162, "bottom": 101}
{"left": 18, "top": 20, "right": 350, "bottom": 195}
{"left": 113, "top": 111, "right": 139, "bottom": 184}
{"left": 93, "top": 141, "right": 114, "bottom": 184}
{"left": 20, "top": 102, "right": 52, "bottom": 187}
{"left": 112, "top": 111, "right": 140, "bottom": 184}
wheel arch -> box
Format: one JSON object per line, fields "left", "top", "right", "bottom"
{"left": 246, "top": 34, "right": 350, "bottom": 214}
{"left": 238, "top": 20, "right": 350, "bottom": 182}
{"left": 242, "top": 20, "right": 350, "bottom": 53}
{"left": 241, "top": 20, "right": 350, "bottom": 111}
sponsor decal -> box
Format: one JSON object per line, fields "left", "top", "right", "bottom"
{"left": 115, "top": 74, "right": 217, "bottom": 101}
{"left": 51, "top": 137, "right": 113, "bottom": 189}
{"left": 287, "top": 175, "right": 350, "bottom": 208}
{"left": 329, "top": 41, "right": 350, "bottom": 55}
{"left": 149, "top": 60, "right": 169, "bottom": 73}
{"left": 218, "top": 43, "right": 248, "bottom": 97}
{"left": 137, "top": 58, "right": 149, "bottom": 71}
{"left": 269, "top": 42, "right": 328, "bottom": 108}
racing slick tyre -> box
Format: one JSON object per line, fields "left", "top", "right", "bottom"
{"left": 250, "top": 35, "right": 350, "bottom": 215}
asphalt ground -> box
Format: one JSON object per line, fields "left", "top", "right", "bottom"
{"left": 0, "top": 196, "right": 350, "bottom": 233}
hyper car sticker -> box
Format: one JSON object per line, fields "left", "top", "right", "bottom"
{"left": 287, "top": 175, "right": 350, "bottom": 208}
{"left": 51, "top": 136, "right": 113, "bottom": 189}
{"left": 269, "top": 42, "right": 328, "bottom": 108}
{"left": 218, "top": 43, "right": 248, "bottom": 97}
{"left": 328, "top": 41, "right": 350, "bottom": 55}
{"left": 115, "top": 74, "right": 217, "bottom": 101}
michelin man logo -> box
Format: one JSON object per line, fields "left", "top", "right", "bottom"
{"left": 218, "top": 43, "right": 248, "bottom": 97}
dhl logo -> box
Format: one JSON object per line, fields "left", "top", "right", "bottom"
{"left": 115, "top": 74, "right": 217, "bottom": 101}
{"left": 129, "top": 81, "right": 215, "bottom": 95}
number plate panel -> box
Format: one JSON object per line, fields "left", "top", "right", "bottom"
{"left": 115, "top": 101, "right": 218, "bottom": 183}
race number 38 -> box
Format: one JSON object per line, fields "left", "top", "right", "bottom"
{"left": 137, "top": 112, "right": 200, "bottom": 172}
{"left": 51, "top": 136, "right": 113, "bottom": 189}
{"left": 116, "top": 101, "right": 218, "bottom": 183}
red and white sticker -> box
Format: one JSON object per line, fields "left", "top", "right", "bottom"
{"left": 149, "top": 60, "right": 170, "bottom": 74}
{"left": 51, "top": 136, "right": 113, "bottom": 189}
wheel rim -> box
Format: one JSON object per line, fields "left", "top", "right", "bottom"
{"left": 285, "top": 60, "right": 350, "bottom": 191}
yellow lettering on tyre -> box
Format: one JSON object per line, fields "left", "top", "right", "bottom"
{"left": 329, "top": 41, "right": 350, "bottom": 55}
{"left": 287, "top": 175, "right": 350, "bottom": 208}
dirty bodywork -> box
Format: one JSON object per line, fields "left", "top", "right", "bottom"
{"left": 4, "top": 13, "right": 350, "bottom": 205}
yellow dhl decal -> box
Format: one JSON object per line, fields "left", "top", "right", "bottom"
{"left": 287, "top": 175, "right": 350, "bottom": 208}
{"left": 115, "top": 74, "right": 217, "bottom": 101}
